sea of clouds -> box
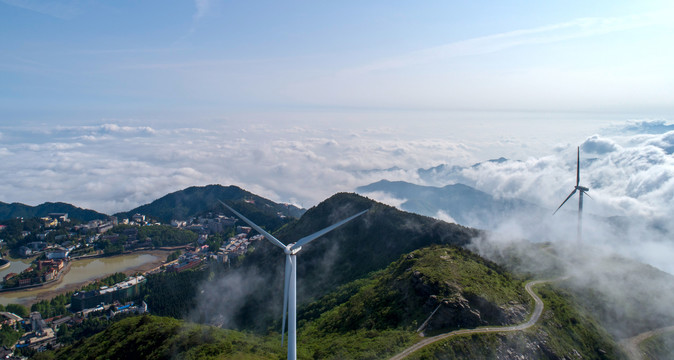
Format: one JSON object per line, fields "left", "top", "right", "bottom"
{"left": 1, "top": 118, "right": 673, "bottom": 275}
{"left": 1, "top": 118, "right": 671, "bottom": 219}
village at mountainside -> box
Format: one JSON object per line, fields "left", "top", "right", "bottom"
{"left": 0, "top": 198, "right": 268, "bottom": 358}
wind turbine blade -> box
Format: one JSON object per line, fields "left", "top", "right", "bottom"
{"left": 576, "top": 146, "right": 580, "bottom": 187}
{"left": 553, "top": 189, "right": 576, "bottom": 215}
{"left": 290, "top": 209, "right": 368, "bottom": 250}
{"left": 281, "top": 255, "right": 291, "bottom": 344}
{"left": 218, "top": 200, "right": 286, "bottom": 250}
{"left": 583, "top": 191, "right": 592, "bottom": 200}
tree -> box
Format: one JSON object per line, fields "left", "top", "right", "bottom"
{"left": 0, "top": 325, "right": 22, "bottom": 347}
{"left": 5, "top": 303, "right": 29, "bottom": 318}
{"left": 166, "top": 250, "right": 181, "bottom": 262}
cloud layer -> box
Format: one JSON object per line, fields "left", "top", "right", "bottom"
{"left": 1, "top": 117, "right": 673, "bottom": 276}
{"left": 1, "top": 119, "right": 671, "bottom": 219}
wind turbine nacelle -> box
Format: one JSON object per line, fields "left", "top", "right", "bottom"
{"left": 576, "top": 186, "right": 589, "bottom": 192}
{"left": 285, "top": 243, "right": 301, "bottom": 255}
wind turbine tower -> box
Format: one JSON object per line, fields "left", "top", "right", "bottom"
{"left": 553, "top": 146, "right": 590, "bottom": 242}
{"left": 219, "top": 201, "right": 367, "bottom": 360}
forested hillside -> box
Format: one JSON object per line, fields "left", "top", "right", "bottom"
{"left": 206, "top": 192, "right": 479, "bottom": 332}
{"left": 38, "top": 244, "right": 624, "bottom": 359}
{"left": 0, "top": 201, "right": 107, "bottom": 221}
{"left": 115, "top": 184, "right": 304, "bottom": 225}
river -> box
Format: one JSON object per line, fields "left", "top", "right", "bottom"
{"left": 0, "top": 251, "right": 168, "bottom": 306}
{"left": 0, "top": 256, "right": 32, "bottom": 280}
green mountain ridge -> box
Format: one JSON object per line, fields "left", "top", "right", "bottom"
{"left": 0, "top": 201, "right": 108, "bottom": 222}
{"left": 298, "top": 244, "right": 623, "bottom": 359}
{"left": 1, "top": 185, "right": 304, "bottom": 232}
{"left": 45, "top": 315, "right": 284, "bottom": 360}
{"left": 301, "top": 245, "right": 530, "bottom": 335}
{"left": 213, "top": 192, "right": 479, "bottom": 332}
{"left": 115, "top": 184, "right": 305, "bottom": 225}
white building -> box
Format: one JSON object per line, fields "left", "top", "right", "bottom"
{"left": 46, "top": 248, "right": 69, "bottom": 260}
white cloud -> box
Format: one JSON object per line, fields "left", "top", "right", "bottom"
{"left": 1, "top": 119, "right": 672, "bottom": 232}
{"left": 645, "top": 131, "right": 674, "bottom": 154}
{"left": 581, "top": 135, "right": 620, "bottom": 154}
{"left": 609, "top": 119, "right": 674, "bottom": 135}
{"left": 346, "top": 12, "right": 667, "bottom": 74}
{"left": 360, "top": 191, "right": 407, "bottom": 210}
{"left": 434, "top": 210, "right": 457, "bottom": 224}
{"left": 0, "top": 121, "right": 445, "bottom": 213}
{"left": 24, "top": 142, "right": 84, "bottom": 151}
{"left": 98, "top": 123, "right": 156, "bottom": 135}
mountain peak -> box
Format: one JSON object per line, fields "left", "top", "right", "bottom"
{"left": 115, "top": 184, "right": 305, "bottom": 224}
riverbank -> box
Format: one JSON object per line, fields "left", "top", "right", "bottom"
{"left": 0, "top": 250, "right": 171, "bottom": 306}
{"left": 0, "top": 261, "right": 72, "bottom": 293}
{"left": 0, "top": 255, "right": 32, "bottom": 281}
{"left": 0, "top": 259, "right": 9, "bottom": 271}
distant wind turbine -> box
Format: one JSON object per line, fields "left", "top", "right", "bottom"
{"left": 553, "top": 146, "right": 591, "bottom": 241}
{"left": 219, "top": 200, "right": 367, "bottom": 360}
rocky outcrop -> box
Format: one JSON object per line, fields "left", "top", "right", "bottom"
{"left": 410, "top": 269, "right": 527, "bottom": 334}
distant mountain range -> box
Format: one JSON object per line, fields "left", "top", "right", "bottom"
{"left": 357, "top": 179, "right": 542, "bottom": 230}
{"left": 115, "top": 184, "right": 305, "bottom": 229}
{"left": 416, "top": 157, "right": 508, "bottom": 186}
{"left": 1, "top": 184, "right": 305, "bottom": 227}
{"left": 0, "top": 201, "right": 108, "bottom": 222}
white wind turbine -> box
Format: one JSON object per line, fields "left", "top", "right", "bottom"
{"left": 219, "top": 201, "right": 367, "bottom": 360}
{"left": 553, "top": 146, "right": 591, "bottom": 242}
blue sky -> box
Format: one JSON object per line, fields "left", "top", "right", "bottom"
{"left": 2, "top": 0, "right": 673, "bottom": 123}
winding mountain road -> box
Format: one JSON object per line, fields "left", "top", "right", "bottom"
{"left": 389, "top": 279, "right": 556, "bottom": 360}
{"left": 620, "top": 325, "right": 674, "bottom": 360}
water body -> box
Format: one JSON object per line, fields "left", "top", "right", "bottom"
{"left": 0, "top": 252, "right": 164, "bottom": 306}
{"left": 0, "top": 257, "right": 31, "bottom": 279}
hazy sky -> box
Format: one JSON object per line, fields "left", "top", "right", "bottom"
{"left": 3, "top": 0, "right": 673, "bottom": 120}
{"left": 1, "top": 0, "right": 673, "bottom": 215}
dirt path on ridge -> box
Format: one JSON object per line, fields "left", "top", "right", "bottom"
{"left": 620, "top": 325, "right": 674, "bottom": 360}
{"left": 389, "top": 278, "right": 562, "bottom": 360}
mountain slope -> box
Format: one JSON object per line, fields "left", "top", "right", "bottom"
{"left": 0, "top": 201, "right": 108, "bottom": 221}
{"left": 192, "top": 192, "right": 479, "bottom": 332}
{"left": 49, "top": 315, "right": 284, "bottom": 360}
{"left": 470, "top": 238, "right": 674, "bottom": 341}
{"left": 253, "top": 193, "right": 477, "bottom": 295}
{"left": 406, "top": 284, "right": 625, "bottom": 360}
{"left": 357, "top": 180, "right": 541, "bottom": 230}
{"left": 115, "top": 184, "right": 304, "bottom": 225}
{"left": 298, "top": 245, "right": 624, "bottom": 359}
{"left": 301, "top": 245, "right": 530, "bottom": 334}
{"left": 44, "top": 244, "right": 624, "bottom": 360}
